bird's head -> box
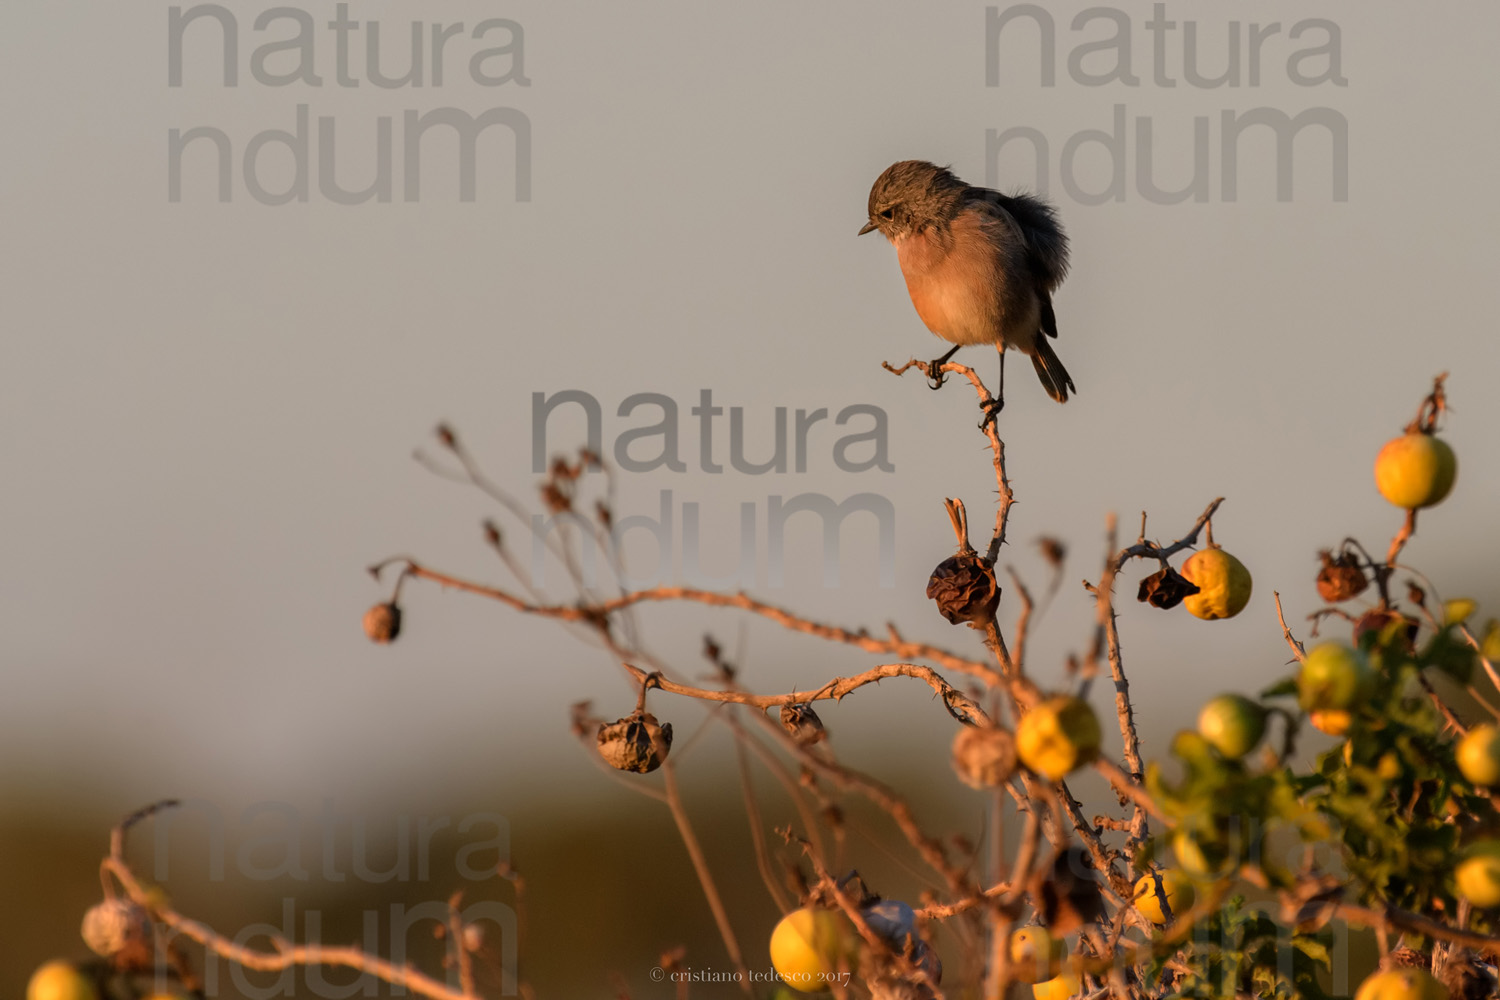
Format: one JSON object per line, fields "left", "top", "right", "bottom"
{"left": 859, "top": 160, "right": 965, "bottom": 240}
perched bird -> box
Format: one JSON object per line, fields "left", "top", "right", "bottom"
{"left": 859, "top": 160, "right": 1073, "bottom": 424}
{"left": 1030, "top": 845, "right": 1108, "bottom": 937}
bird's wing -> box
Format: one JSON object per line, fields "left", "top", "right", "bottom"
{"left": 966, "top": 188, "right": 1071, "bottom": 292}
{"left": 1038, "top": 290, "right": 1059, "bottom": 339}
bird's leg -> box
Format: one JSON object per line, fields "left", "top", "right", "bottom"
{"left": 979, "top": 349, "right": 1006, "bottom": 430}
{"left": 927, "top": 344, "right": 962, "bottom": 390}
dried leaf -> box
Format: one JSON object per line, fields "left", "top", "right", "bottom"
{"left": 1137, "top": 566, "right": 1200, "bottom": 610}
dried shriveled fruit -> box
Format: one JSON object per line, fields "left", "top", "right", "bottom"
{"left": 596, "top": 712, "right": 673, "bottom": 773}
{"left": 362, "top": 602, "right": 402, "bottom": 644}
{"left": 952, "top": 725, "right": 1018, "bottom": 788}
{"left": 780, "top": 703, "right": 828, "bottom": 746}
{"left": 1316, "top": 549, "right": 1368, "bottom": 603}
{"left": 81, "top": 898, "right": 152, "bottom": 963}
{"left": 1137, "top": 566, "right": 1200, "bottom": 610}
{"left": 926, "top": 553, "right": 1000, "bottom": 627}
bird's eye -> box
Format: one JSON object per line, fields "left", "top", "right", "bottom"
{"left": 880, "top": 208, "right": 895, "bottom": 220}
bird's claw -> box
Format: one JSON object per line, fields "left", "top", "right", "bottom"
{"left": 978, "top": 396, "right": 1004, "bottom": 431}
{"left": 926, "top": 360, "right": 949, "bottom": 390}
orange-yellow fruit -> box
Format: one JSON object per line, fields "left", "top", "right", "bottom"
{"left": 1310, "top": 710, "right": 1353, "bottom": 737}
{"left": 1171, "top": 825, "right": 1239, "bottom": 879}
{"left": 1456, "top": 841, "right": 1500, "bottom": 908}
{"left": 1353, "top": 967, "right": 1447, "bottom": 1000}
{"left": 1008, "top": 925, "right": 1067, "bottom": 984}
{"left": 1032, "top": 970, "right": 1082, "bottom": 1000}
{"left": 1132, "top": 869, "right": 1195, "bottom": 924}
{"left": 1196, "top": 695, "right": 1266, "bottom": 759}
{"left": 362, "top": 602, "right": 402, "bottom": 643}
{"left": 1297, "top": 643, "right": 1375, "bottom": 712}
{"left": 769, "top": 908, "right": 855, "bottom": 989}
{"left": 1180, "top": 548, "right": 1253, "bottom": 620}
{"left": 1375, "top": 432, "right": 1457, "bottom": 510}
{"left": 1457, "top": 724, "right": 1500, "bottom": 787}
{"left": 1017, "top": 697, "right": 1101, "bottom": 781}
{"left": 26, "top": 963, "right": 98, "bottom": 1000}
{"left": 1484, "top": 620, "right": 1500, "bottom": 663}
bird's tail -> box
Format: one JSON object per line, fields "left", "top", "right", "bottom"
{"left": 1031, "top": 338, "right": 1075, "bottom": 403}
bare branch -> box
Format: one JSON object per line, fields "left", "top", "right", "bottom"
{"left": 397, "top": 562, "right": 1004, "bottom": 687}
{"left": 1110, "top": 498, "right": 1225, "bottom": 574}
{"left": 1274, "top": 592, "right": 1307, "bottom": 663}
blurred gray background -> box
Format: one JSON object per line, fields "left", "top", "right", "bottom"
{"left": 3, "top": 1, "right": 1496, "bottom": 996}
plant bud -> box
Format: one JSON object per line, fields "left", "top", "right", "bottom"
{"left": 597, "top": 712, "right": 673, "bottom": 773}
{"left": 926, "top": 553, "right": 1000, "bottom": 627}
{"left": 1316, "top": 550, "right": 1368, "bottom": 603}
{"left": 952, "top": 725, "right": 1018, "bottom": 788}
{"left": 362, "top": 602, "right": 402, "bottom": 644}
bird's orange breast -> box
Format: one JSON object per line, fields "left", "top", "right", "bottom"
{"left": 894, "top": 217, "right": 1005, "bottom": 347}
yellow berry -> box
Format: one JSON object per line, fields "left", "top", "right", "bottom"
{"left": 1456, "top": 841, "right": 1500, "bottom": 908}
{"left": 1032, "top": 970, "right": 1082, "bottom": 1000}
{"left": 1017, "top": 697, "right": 1101, "bottom": 782}
{"left": 27, "top": 963, "right": 97, "bottom": 1000}
{"left": 1180, "top": 548, "right": 1252, "bottom": 621}
{"left": 769, "top": 908, "right": 854, "bottom": 989}
{"left": 1009, "top": 925, "right": 1067, "bottom": 984}
{"left": 1310, "top": 710, "right": 1353, "bottom": 737}
{"left": 1297, "top": 643, "right": 1375, "bottom": 712}
{"left": 1196, "top": 695, "right": 1266, "bottom": 759}
{"left": 1132, "top": 869, "right": 1195, "bottom": 924}
{"left": 1374, "top": 432, "right": 1457, "bottom": 510}
{"left": 1457, "top": 724, "right": 1500, "bottom": 787}
{"left": 1353, "top": 967, "right": 1447, "bottom": 1000}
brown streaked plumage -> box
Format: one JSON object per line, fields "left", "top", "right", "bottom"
{"left": 859, "top": 160, "right": 1073, "bottom": 419}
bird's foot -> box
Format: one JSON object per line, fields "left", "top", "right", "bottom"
{"left": 926, "top": 358, "right": 949, "bottom": 390}
{"left": 978, "top": 396, "right": 1004, "bottom": 431}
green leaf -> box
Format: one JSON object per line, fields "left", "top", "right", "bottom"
{"left": 1422, "top": 628, "right": 1476, "bottom": 683}
{"left": 1445, "top": 598, "right": 1478, "bottom": 625}
{"left": 1261, "top": 676, "right": 1299, "bottom": 699}
{"left": 1291, "top": 935, "right": 1330, "bottom": 967}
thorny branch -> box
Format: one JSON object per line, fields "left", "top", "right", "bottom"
{"left": 88, "top": 370, "right": 1492, "bottom": 1000}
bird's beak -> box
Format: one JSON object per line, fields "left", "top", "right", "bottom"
{"left": 857, "top": 220, "right": 878, "bottom": 236}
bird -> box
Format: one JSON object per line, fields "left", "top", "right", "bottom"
{"left": 859, "top": 160, "right": 1073, "bottom": 426}
{"left": 1030, "top": 845, "right": 1108, "bottom": 937}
